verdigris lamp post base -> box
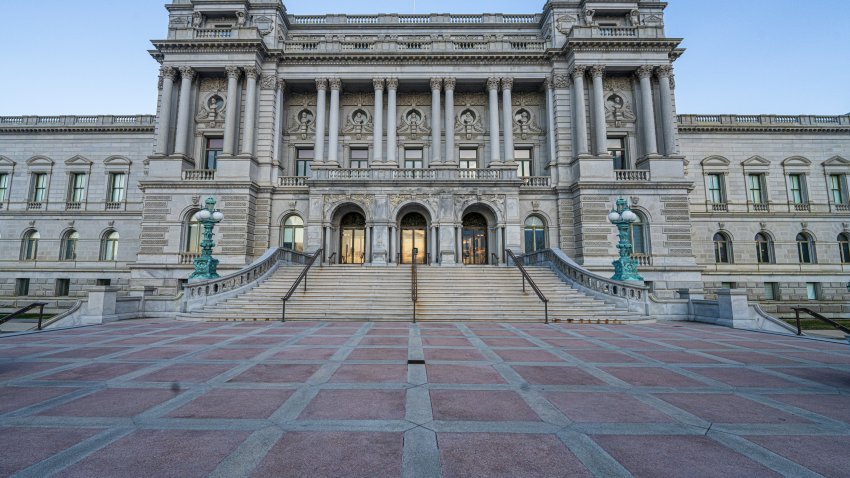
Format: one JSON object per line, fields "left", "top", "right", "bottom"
{"left": 608, "top": 198, "right": 644, "bottom": 282}
{"left": 189, "top": 197, "right": 224, "bottom": 282}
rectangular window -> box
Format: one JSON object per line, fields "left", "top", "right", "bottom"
{"left": 350, "top": 148, "right": 369, "bottom": 169}
{"left": 204, "top": 137, "right": 223, "bottom": 170}
{"left": 69, "top": 173, "right": 87, "bottom": 203}
{"left": 108, "top": 173, "right": 126, "bottom": 202}
{"left": 31, "top": 173, "right": 47, "bottom": 202}
{"left": 747, "top": 173, "right": 765, "bottom": 204}
{"left": 763, "top": 282, "right": 779, "bottom": 301}
{"left": 404, "top": 148, "right": 423, "bottom": 169}
{"left": 96, "top": 278, "right": 112, "bottom": 286}
{"left": 515, "top": 148, "right": 532, "bottom": 177}
{"left": 706, "top": 174, "right": 725, "bottom": 204}
{"left": 459, "top": 148, "right": 478, "bottom": 169}
{"left": 806, "top": 282, "right": 818, "bottom": 300}
{"left": 15, "top": 278, "right": 30, "bottom": 296}
{"left": 720, "top": 282, "right": 736, "bottom": 290}
{"left": 55, "top": 278, "right": 70, "bottom": 297}
{"left": 829, "top": 174, "right": 846, "bottom": 204}
{"left": 788, "top": 174, "right": 806, "bottom": 204}
{"left": 608, "top": 137, "right": 627, "bottom": 170}
{"left": 295, "top": 148, "right": 313, "bottom": 177}
{"left": 0, "top": 173, "right": 9, "bottom": 202}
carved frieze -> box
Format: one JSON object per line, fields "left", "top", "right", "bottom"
{"left": 200, "top": 78, "right": 228, "bottom": 92}
{"left": 454, "top": 92, "right": 487, "bottom": 106}
{"left": 323, "top": 194, "right": 374, "bottom": 218}
{"left": 556, "top": 14, "right": 577, "bottom": 34}
{"left": 390, "top": 193, "right": 439, "bottom": 213}
{"left": 453, "top": 194, "right": 506, "bottom": 217}
{"left": 511, "top": 92, "right": 543, "bottom": 107}
{"left": 397, "top": 93, "right": 431, "bottom": 107}
{"left": 341, "top": 92, "right": 374, "bottom": 107}
{"left": 287, "top": 108, "right": 315, "bottom": 139}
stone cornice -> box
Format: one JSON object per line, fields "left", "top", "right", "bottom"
{"left": 151, "top": 39, "right": 269, "bottom": 57}
{"left": 0, "top": 125, "right": 154, "bottom": 134}
{"left": 563, "top": 38, "right": 683, "bottom": 54}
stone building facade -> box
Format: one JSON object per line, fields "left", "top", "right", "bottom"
{"left": 0, "top": 0, "right": 848, "bottom": 317}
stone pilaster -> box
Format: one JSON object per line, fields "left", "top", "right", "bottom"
{"left": 589, "top": 65, "right": 608, "bottom": 156}
{"left": 240, "top": 66, "right": 259, "bottom": 157}
{"left": 443, "top": 77, "right": 456, "bottom": 164}
{"left": 430, "top": 77, "right": 442, "bottom": 165}
{"left": 487, "top": 77, "right": 501, "bottom": 166}
{"left": 571, "top": 66, "right": 589, "bottom": 156}
{"left": 636, "top": 65, "right": 659, "bottom": 157}
{"left": 501, "top": 77, "right": 515, "bottom": 164}
{"left": 656, "top": 65, "right": 677, "bottom": 156}
{"left": 155, "top": 66, "right": 177, "bottom": 156}
{"left": 327, "top": 78, "right": 342, "bottom": 166}
{"left": 173, "top": 67, "right": 196, "bottom": 157}
{"left": 222, "top": 66, "right": 241, "bottom": 156}
{"left": 385, "top": 78, "right": 398, "bottom": 166}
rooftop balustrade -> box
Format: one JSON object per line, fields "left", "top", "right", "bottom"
{"left": 289, "top": 13, "right": 540, "bottom": 26}
{"left": 0, "top": 115, "right": 155, "bottom": 127}
{"left": 678, "top": 114, "right": 850, "bottom": 127}
{"left": 283, "top": 34, "right": 546, "bottom": 54}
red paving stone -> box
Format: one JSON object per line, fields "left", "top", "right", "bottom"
{"left": 0, "top": 361, "right": 65, "bottom": 380}
{"left": 299, "top": 389, "right": 406, "bottom": 420}
{"left": 346, "top": 347, "right": 409, "bottom": 361}
{"left": 773, "top": 367, "right": 850, "bottom": 389}
{"left": 426, "top": 364, "right": 506, "bottom": 384}
{"left": 39, "top": 388, "right": 177, "bottom": 417}
{"left": 117, "top": 346, "right": 198, "bottom": 360}
{"left": 546, "top": 392, "right": 675, "bottom": 423}
{"left": 430, "top": 390, "right": 540, "bottom": 421}
{"left": 423, "top": 348, "right": 488, "bottom": 361}
{"left": 329, "top": 364, "right": 409, "bottom": 383}
{"left": 0, "top": 427, "right": 101, "bottom": 476}
{"left": 422, "top": 337, "right": 472, "bottom": 347}
{"left": 512, "top": 365, "right": 605, "bottom": 385}
{"left": 133, "top": 363, "right": 234, "bottom": 383}
{"left": 39, "top": 362, "right": 148, "bottom": 381}
{"left": 167, "top": 389, "right": 293, "bottom": 419}
{"left": 767, "top": 393, "right": 850, "bottom": 423}
{"left": 565, "top": 349, "right": 640, "bottom": 363}
{"left": 0, "top": 387, "right": 80, "bottom": 414}
{"left": 745, "top": 435, "right": 850, "bottom": 478}
{"left": 229, "top": 364, "right": 321, "bottom": 383}
{"left": 601, "top": 367, "right": 706, "bottom": 387}
{"left": 493, "top": 348, "right": 564, "bottom": 362}
{"left": 195, "top": 347, "right": 265, "bottom": 360}
{"left": 655, "top": 393, "right": 812, "bottom": 424}
{"left": 685, "top": 367, "right": 801, "bottom": 388}
{"left": 271, "top": 347, "right": 338, "bottom": 360}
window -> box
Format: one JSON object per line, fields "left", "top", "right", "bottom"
{"left": 706, "top": 174, "right": 725, "bottom": 204}
{"left": 60, "top": 230, "right": 79, "bottom": 261}
{"left": 404, "top": 148, "right": 423, "bottom": 169}
{"left": 829, "top": 174, "right": 847, "bottom": 204}
{"left": 21, "top": 230, "right": 39, "bottom": 261}
{"left": 524, "top": 216, "right": 546, "bottom": 254}
{"left": 281, "top": 215, "right": 305, "bottom": 252}
{"left": 96, "top": 278, "right": 112, "bottom": 286}
{"left": 839, "top": 233, "right": 850, "bottom": 264}
{"left": 747, "top": 173, "right": 765, "bottom": 204}
{"left": 108, "top": 173, "right": 126, "bottom": 202}
{"left": 713, "top": 232, "right": 732, "bottom": 264}
{"left": 630, "top": 212, "right": 648, "bottom": 255}
{"left": 350, "top": 148, "right": 369, "bottom": 169}
{"left": 295, "top": 148, "right": 313, "bottom": 177}
{"left": 101, "top": 231, "right": 119, "bottom": 261}
{"left": 15, "top": 278, "right": 30, "bottom": 296}
{"left": 796, "top": 232, "right": 816, "bottom": 264}
{"left": 460, "top": 148, "right": 479, "bottom": 169}
{"left": 788, "top": 174, "right": 807, "bottom": 204}
{"left": 763, "top": 282, "right": 779, "bottom": 301}
{"left": 184, "top": 212, "right": 202, "bottom": 253}
{"left": 515, "top": 148, "right": 532, "bottom": 177}
{"left": 720, "top": 282, "right": 736, "bottom": 290}
{"left": 30, "top": 173, "right": 47, "bottom": 202}
{"left": 0, "top": 173, "right": 9, "bottom": 201}
{"left": 55, "top": 279, "right": 70, "bottom": 297}
{"left": 755, "top": 232, "right": 774, "bottom": 264}
{"left": 204, "top": 137, "right": 223, "bottom": 170}
{"left": 69, "top": 173, "right": 87, "bottom": 203}
{"left": 806, "top": 282, "right": 819, "bottom": 300}
{"left": 608, "top": 137, "right": 627, "bottom": 170}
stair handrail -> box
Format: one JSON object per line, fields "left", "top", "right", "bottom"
{"left": 0, "top": 302, "right": 48, "bottom": 331}
{"left": 281, "top": 248, "right": 323, "bottom": 322}
{"left": 328, "top": 252, "right": 337, "bottom": 264}
{"left": 792, "top": 306, "right": 850, "bottom": 336}
{"left": 411, "top": 249, "right": 418, "bottom": 323}
{"left": 491, "top": 252, "right": 499, "bottom": 265}
{"left": 505, "top": 249, "right": 549, "bottom": 324}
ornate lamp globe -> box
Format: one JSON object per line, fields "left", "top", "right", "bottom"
{"left": 621, "top": 210, "right": 638, "bottom": 222}
{"left": 607, "top": 211, "right": 621, "bottom": 223}
{"left": 197, "top": 209, "right": 212, "bottom": 220}
{"left": 212, "top": 211, "right": 224, "bottom": 222}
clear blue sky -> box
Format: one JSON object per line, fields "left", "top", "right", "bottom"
{"left": 0, "top": 0, "right": 847, "bottom": 115}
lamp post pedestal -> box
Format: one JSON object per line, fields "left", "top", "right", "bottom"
{"left": 189, "top": 197, "right": 225, "bottom": 282}
{"left": 608, "top": 198, "right": 644, "bottom": 282}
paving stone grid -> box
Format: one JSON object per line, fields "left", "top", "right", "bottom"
{"left": 1, "top": 320, "right": 849, "bottom": 477}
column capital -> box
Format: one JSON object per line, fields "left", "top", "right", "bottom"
{"left": 243, "top": 66, "right": 259, "bottom": 80}
{"left": 386, "top": 77, "right": 398, "bottom": 90}
{"left": 430, "top": 77, "right": 443, "bottom": 91}
{"left": 655, "top": 65, "right": 673, "bottom": 78}
{"left": 589, "top": 65, "right": 606, "bottom": 79}
{"left": 225, "top": 66, "right": 241, "bottom": 80}
{"left": 635, "top": 65, "right": 654, "bottom": 79}
{"left": 160, "top": 66, "right": 177, "bottom": 81}
{"left": 373, "top": 78, "right": 385, "bottom": 90}
{"left": 443, "top": 77, "right": 456, "bottom": 90}
{"left": 315, "top": 77, "right": 328, "bottom": 91}
{"left": 328, "top": 78, "right": 342, "bottom": 90}
{"left": 486, "top": 77, "right": 500, "bottom": 91}
{"left": 277, "top": 78, "right": 286, "bottom": 91}
{"left": 571, "top": 65, "right": 587, "bottom": 79}
{"left": 179, "top": 66, "right": 196, "bottom": 80}
{"left": 501, "top": 77, "right": 514, "bottom": 91}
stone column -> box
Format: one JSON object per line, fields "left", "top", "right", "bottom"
{"left": 544, "top": 77, "right": 559, "bottom": 185}
{"left": 174, "top": 67, "right": 196, "bottom": 156}
{"left": 589, "top": 65, "right": 607, "bottom": 156}
{"left": 372, "top": 78, "right": 384, "bottom": 164}
{"left": 656, "top": 65, "right": 676, "bottom": 156}
{"left": 501, "top": 78, "right": 515, "bottom": 163}
{"left": 487, "top": 77, "right": 501, "bottom": 166}
{"left": 430, "top": 78, "right": 442, "bottom": 165}
{"left": 637, "top": 65, "right": 659, "bottom": 156}
{"left": 223, "top": 66, "right": 241, "bottom": 156}
{"left": 240, "top": 66, "right": 259, "bottom": 156}
{"left": 156, "top": 66, "right": 177, "bottom": 156}
{"left": 272, "top": 79, "right": 286, "bottom": 169}
{"left": 327, "top": 78, "right": 342, "bottom": 166}
{"left": 386, "top": 78, "right": 398, "bottom": 166}
{"left": 571, "top": 66, "right": 589, "bottom": 156}
{"left": 313, "top": 78, "right": 328, "bottom": 163}
{"left": 444, "top": 78, "right": 456, "bottom": 164}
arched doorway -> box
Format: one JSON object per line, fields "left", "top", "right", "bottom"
{"left": 400, "top": 212, "right": 427, "bottom": 264}
{"left": 462, "top": 212, "right": 488, "bottom": 265}
{"left": 339, "top": 212, "right": 366, "bottom": 264}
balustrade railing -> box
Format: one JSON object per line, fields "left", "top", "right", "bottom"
{"left": 598, "top": 27, "right": 638, "bottom": 37}
{"left": 289, "top": 14, "right": 540, "bottom": 25}
{"left": 313, "top": 168, "right": 517, "bottom": 182}
{"left": 65, "top": 202, "right": 82, "bottom": 210}
{"left": 278, "top": 176, "right": 308, "bottom": 187}
{"left": 182, "top": 169, "right": 215, "bottom": 181}
{"left": 27, "top": 202, "right": 43, "bottom": 210}
{"left": 791, "top": 202, "right": 811, "bottom": 212}
{"left": 832, "top": 203, "right": 850, "bottom": 212}
{"left": 521, "top": 176, "right": 550, "bottom": 187}
{"left": 679, "top": 114, "right": 850, "bottom": 127}
{"left": 195, "top": 28, "right": 233, "bottom": 38}
{"left": 615, "top": 169, "right": 650, "bottom": 181}
{"left": 283, "top": 34, "right": 545, "bottom": 54}
{"left": 709, "top": 202, "right": 729, "bottom": 212}
{"left": 178, "top": 252, "right": 201, "bottom": 265}
{"left": 0, "top": 115, "right": 155, "bottom": 127}
{"left": 632, "top": 253, "right": 653, "bottom": 267}
{"left": 749, "top": 202, "right": 770, "bottom": 212}
{"left": 105, "top": 201, "right": 123, "bottom": 210}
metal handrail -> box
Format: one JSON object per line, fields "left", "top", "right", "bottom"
{"left": 328, "top": 252, "right": 336, "bottom": 264}
{"left": 505, "top": 250, "right": 549, "bottom": 323}
{"left": 792, "top": 307, "right": 850, "bottom": 336}
{"left": 281, "top": 248, "right": 323, "bottom": 322}
{"left": 0, "top": 302, "right": 48, "bottom": 331}
{"left": 411, "top": 250, "right": 418, "bottom": 323}
{"left": 491, "top": 252, "right": 499, "bottom": 265}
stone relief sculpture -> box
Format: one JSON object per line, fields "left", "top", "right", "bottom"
{"left": 398, "top": 108, "right": 430, "bottom": 138}
{"left": 195, "top": 79, "right": 229, "bottom": 128}
{"left": 343, "top": 108, "right": 373, "bottom": 140}
{"left": 603, "top": 77, "right": 636, "bottom": 127}
{"left": 555, "top": 14, "right": 577, "bottom": 34}
{"left": 512, "top": 108, "right": 543, "bottom": 139}
{"left": 455, "top": 108, "right": 484, "bottom": 139}
{"left": 287, "top": 109, "right": 315, "bottom": 139}
{"left": 583, "top": 9, "right": 595, "bottom": 26}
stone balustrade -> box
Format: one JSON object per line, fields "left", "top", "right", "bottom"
{"left": 181, "top": 169, "right": 216, "bottom": 181}
{"left": 311, "top": 168, "right": 518, "bottom": 182}
{"left": 521, "top": 177, "right": 551, "bottom": 188}
{"left": 568, "top": 25, "right": 664, "bottom": 40}
{"left": 283, "top": 35, "right": 545, "bottom": 54}
{"left": 178, "top": 252, "right": 201, "bottom": 265}
{"left": 678, "top": 114, "right": 850, "bottom": 127}
{"left": 615, "top": 169, "right": 651, "bottom": 182}
{"left": 632, "top": 253, "right": 653, "bottom": 267}
{"left": 289, "top": 13, "right": 540, "bottom": 25}
{"left": 278, "top": 176, "right": 308, "bottom": 187}
{"left": 0, "top": 115, "right": 155, "bottom": 127}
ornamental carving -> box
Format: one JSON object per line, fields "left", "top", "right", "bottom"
{"left": 200, "top": 78, "right": 228, "bottom": 92}
{"left": 328, "top": 78, "right": 342, "bottom": 90}
{"left": 590, "top": 65, "right": 606, "bottom": 79}
{"left": 386, "top": 78, "right": 399, "bottom": 89}
{"left": 636, "top": 65, "right": 654, "bottom": 79}
{"left": 287, "top": 108, "right": 315, "bottom": 139}
{"left": 454, "top": 92, "right": 486, "bottom": 106}
{"left": 323, "top": 194, "right": 374, "bottom": 218}
{"left": 555, "top": 14, "right": 577, "bottom": 34}
{"left": 342, "top": 108, "right": 374, "bottom": 140}
{"left": 486, "top": 77, "right": 500, "bottom": 91}
{"left": 572, "top": 66, "right": 587, "bottom": 79}
{"left": 390, "top": 194, "right": 439, "bottom": 213}
{"left": 398, "top": 108, "right": 430, "bottom": 137}
{"left": 397, "top": 93, "right": 431, "bottom": 106}
{"left": 629, "top": 9, "right": 641, "bottom": 26}
{"left": 341, "top": 92, "right": 374, "bottom": 107}
{"left": 430, "top": 78, "right": 443, "bottom": 90}
{"left": 443, "top": 77, "right": 456, "bottom": 90}
{"left": 512, "top": 92, "right": 543, "bottom": 107}
{"left": 513, "top": 108, "right": 543, "bottom": 139}
{"left": 604, "top": 77, "right": 636, "bottom": 127}
{"left": 373, "top": 78, "right": 385, "bottom": 90}
{"left": 501, "top": 77, "right": 514, "bottom": 90}
{"left": 455, "top": 108, "right": 484, "bottom": 139}
{"left": 195, "top": 93, "right": 227, "bottom": 128}
{"left": 453, "top": 194, "right": 506, "bottom": 218}
{"left": 643, "top": 14, "right": 664, "bottom": 26}
{"left": 288, "top": 92, "right": 316, "bottom": 107}
{"left": 260, "top": 74, "right": 277, "bottom": 90}
{"left": 583, "top": 9, "right": 595, "bottom": 26}
{"left": 552, "top": 74, "right": 571, "bottom": 89}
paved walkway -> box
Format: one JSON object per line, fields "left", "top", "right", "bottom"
{"left": 1, "top": 320, "right": 849, "bottom": 477}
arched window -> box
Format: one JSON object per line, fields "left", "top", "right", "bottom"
{"left": 629, "top": 212, "right": 649, "bottom": 255}
{"left": 796, "top": 232, "right": 816, "bottom": 264}
{"left": 755, "top": 232, "right": 774, "bottom": 264}
{"left": 281, "top": 215, "right": 305, "bottom": 252}
{"left": 184, "top": 211, "right": 203, "bottom": 253}
{"left": 60, "top": 230, "right": 79, "bottom": 261}
{"left": 21, "top": 230, "right": 39, "bottom": 261}
{"left": 100, "top": 231, "right": 119, "bottom": 261}
{"left": 713, "top": 232, "right": 732, "bottom": 264}
{"left": 839, "top": 233, "right": 850, "bottom": 264}
{"left": 524, "top": 216, "right": 546, "bottom": 254}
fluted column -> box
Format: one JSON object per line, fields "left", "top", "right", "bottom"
{"left": 571, "top": 66, "right": 589, "bottom": 156}
{"left": 240, "top": 66, "right": 259, "bottom": 156}
{"left": 222, "top": 66, "right": 241, "bottom": 156}
{"left": 372, "top": 78, "right": 385, "bottom": 164}
{"left": 386, "top": 78, "right": 398, "bottom": 165}
{"left": 544, "top": 76, "right": 559, "bottom": 185}
{"left": 589, "top": 65, "right": 607, "bottom": 156}
{"left": 656, "top": 65, "right": 676, "bottom": 156}
{"left": 501, "top": 77, "right": 515, "bottom": 163}
{"left": 430, "top": 77, "right": 442, "bottom": 165}
{"left": 444, "top": 77, "right": 456, "bottom": 164}
{"left": 174, "top": 67, "right": 196, "bottom": 156}
{"left": 637, "top": 65, "right": 659, "bottom": 156}
{"left": 156, "top": 66, "right": 177, "bottom": 155}
{"left": 327, "top": 78, "right": 342, "bottom": 166}
{"left": 313, "top": 78, "right": 328, "bottom": 163}
{"left": 272, "top": 79, "right": 285, "bottom": 165}
{"left": 487, "top": 77, "right": 501, "bottom": 166}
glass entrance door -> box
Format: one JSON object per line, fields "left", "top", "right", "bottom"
{"left": 400, "top": 212, "right": 428, "bottom": 264}
{"left": 340, "top": 212, "right": 366, "bottom": 264}
{"left": 462, "top": 212, "right": 488, "bottom": 265}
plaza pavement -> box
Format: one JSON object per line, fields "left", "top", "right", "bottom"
{"left": 1, "top": 319, "right": 849, "bottom": 477}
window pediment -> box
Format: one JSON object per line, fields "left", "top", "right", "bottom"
{"left": 104, "top": 156, "right": 132, "bottom": 169}
{"left": 26, "top": 156, "right": 54, "bottom": 168}
{"left": 65, "top": 155, "right": 93, "bottom": 167}
{"left": 823, "top": 155, "right": 850, "bottom": 172}
{"left": 781, "top": 156, "right": 811, "bottom": 166}
{"left": 0, "top": 156, "right": 15, "bottom": 169}
{"left": 700, "top": 155, "right": 729, "bottom": 173}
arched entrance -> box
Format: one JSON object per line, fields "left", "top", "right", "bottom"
{"left": 400, "top": 212, "right": 427, "bottom": 264}
{"left": 339, "top": 212, "right": 366, "bottom": 264}
{"left": 462, "top": 212, "right": 488, "bottom": 265}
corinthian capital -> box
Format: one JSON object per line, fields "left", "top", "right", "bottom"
{"left": 443, "top": 77, "right": 456, "bottom": 90}
{"left": 243, "top": 66, "right": 259, "bottom": 80}
{"left": 316, "top": 78, "right": 328, "bottom": 91}
{"left": 655, "top": 65, "right": 673, "bottom": 78}
{"left": 501, "top": 77, "right": 514, "bottom": 91}
{"left": 386, "top": 77, "right": 398, "bottom": 90}
{"left": 430, "top": 77, "right": 443, "bottom": 91}
{"left": 160, "top": 66, "right": 177, "bottom": 81}
{"left": 571, "top": 65, "right": 587, "bottom": 79}
{"left": 373, "top": 78, "right": 385, "bottom": 91}
{"left": 179, "top": 66, "right": 195, "bottom": 80}
{"left": 225, "top": 66, "right": 241, "bottom": 80}
{"left": 486, "top": 77, "right": 500, "bottom": 91}
{"left": 589, "top": 65, "right": 606, "bottom": 79}
{"left": 635, "top": 65, "right": 654, "bottom": 79}
{"left": 328, "top": 78, "right": 342, "bottom": 90}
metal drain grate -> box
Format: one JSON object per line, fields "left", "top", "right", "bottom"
{"left": 407, "top": 359, "right": 425, "bottom": 365}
